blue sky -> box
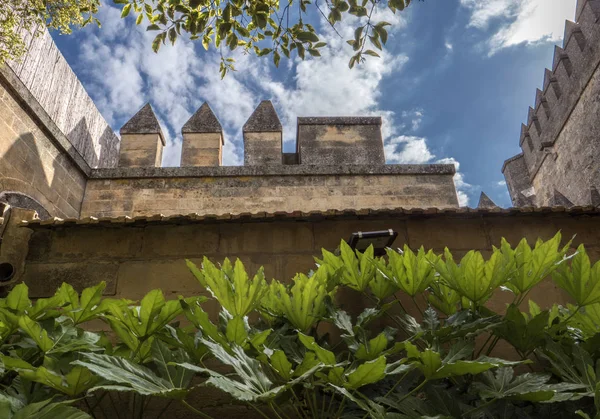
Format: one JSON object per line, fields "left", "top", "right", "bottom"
{"left": 51, "top": 0, "right": 577, "bottom": 207}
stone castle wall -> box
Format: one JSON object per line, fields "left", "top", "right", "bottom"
{"left": 80, "top": 165, "right": 459, "bottom": 218}
{"left": 0, "top": 78, "right": 87, "bottom": 218}
{"left": 7, "top": 28, "right": 120, "bottom": 169}
{"left": 503, "top": 0, "right": 600, "bottom": 207}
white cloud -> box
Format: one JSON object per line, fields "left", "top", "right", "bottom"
{"left": 385, "top": 137, "right": 474, "bottom": 207}
{"left": 460, "top": 0, "right": 577, "bottom": 54}
{"left": 401, "top": 109, "right": 424, "bottom": 131}
{"left": 385, "top": 136, "right": 433, "bottom": 164}
{"left": 436, "top": 158, "right": 474, "bottom": 207}
{"left": 496, "top": 180, "right": 507, "bottom": 187}
{"left": 76, "top": 2, "right": 472, "bottom": 204}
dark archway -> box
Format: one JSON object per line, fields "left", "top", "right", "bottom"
{"left": 0, "top": 191, "right": 50, "bottom": 220}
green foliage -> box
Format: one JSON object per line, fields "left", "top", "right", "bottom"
{"left": 1, "top": 0, "right": 419, "bottom": 77}
{"left": 0, "top": 0, "right": 101, "bottom": 65}
{"left": 2, "top": 233, "right": 600, "bottom": 418}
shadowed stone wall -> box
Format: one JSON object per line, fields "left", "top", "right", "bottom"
{"left": 0, "top": 79, "right": 87, "bottom": 218}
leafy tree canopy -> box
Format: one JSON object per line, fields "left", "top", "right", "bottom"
{"left": 0, "top": 0, "right": 419, "bottom": 77}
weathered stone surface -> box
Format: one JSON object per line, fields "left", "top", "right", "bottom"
{"left": 182, "top": 102, "right": 223, "bottom": 134}
{"left": 0, "top": 81, "right": 87, "bottom": 219}
{"left": 477, "top": 192, "right": 499, "bottom": 209}
{"left": 21, "top": 262, "right": 118, "bottom": 298}
{"left": 297, "top": 117, "right": 385, "bottom": 166}
{"left": 503, "top": 7, "right": 600, "bottom": 206}
{"left": 81, "top": 171, "right": 459, "bottom": 217}
{"left": 118, "top": 133, "right": 164, "bottom": 168}
{"left": 120, "top": 103, "right": 166, "bottom": 145}
{"left": 243, "top": 100, "right": 282, "bottom": 132}
{"left": 6, "top": 28, "right": 119, "bottom": 169}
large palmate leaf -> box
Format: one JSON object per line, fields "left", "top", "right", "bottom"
{"left": 15, "top": 316, "right": 101, "bottom": 355}
{"left": 2, "top": 355, "right": 98, "bottom": 397}
{"left": 428, "top": 278, "right": 462, "bottom": 316}
{"left": 503, "top": 232, "right": 571, "bottom": 295}
{"left": 553, "top": 245, "right": 600, "bottom": 307}
{"left": 569, "top": 303, "right": 600, "bottom": 339}
{"left": 187, "top": 257, "right": 268, "bottom": 317}
{"left": 539, "top": 339, "right": 598, "bottom": 394}
{"left": 151, "top": 339, "right": 194, "bottom": 390}
{"left": 473, "top": 367, "right": 581, "bottom": 402}
{"left": 72, "top": 353, "right": 189, "bottom": 399}
{"left": 436, "top": 248, "right": 514, "bottom": 305}
{"left": 405, "top": 342, "right": 522, "bottom": 380}
{"left": 267, "top": 266, "right": 335, "bottom": 331}
{"left": 345, "top": 355, "right": 387, "bottom": 389}
{"left": 178, "top": 340, "right": 323, "bottom": 401}
{"left": 336, "top": 241, "right": 377, "bottom": 292}
{"left": 58, "top": 282, "right": 117, "bottom": 324}
{"left": 495, "top": 304, "right": 549, "bottom": 355}
{"left": 8, "top": 399, "right": 92, "bottom": 419}
{"left": 369, "top": 260, "right": 400, "bottom": 300}
{"left": 384, "top": 245, "right": 439, "bottom": 297}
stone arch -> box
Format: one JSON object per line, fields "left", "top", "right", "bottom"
{"left": 0, "top": 191, "right": 51, "bottom": 220}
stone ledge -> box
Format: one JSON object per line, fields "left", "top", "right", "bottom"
{"left": 297, "top": 116, "right": 382, "bottom": 126}
{"left": 89, "top": 164, "right": 456, "bottom": 179}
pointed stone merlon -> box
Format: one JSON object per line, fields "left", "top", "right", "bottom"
{"left": 502, "top": 153, "right": 536, "bottom": 207}
{"left": 181, "top": 103, "right": 224, "bottom": 167}
{"left": 477, "top": 192, "right": 499, "bottom": 209}
{"left": 296, "top": 117, "right": 384, "bottom": 165}
{"left": 119, "top": 104, "right": 166, "bottom": 168}
{"left": 243, "top": 101, "right": 283, "bottom": 166}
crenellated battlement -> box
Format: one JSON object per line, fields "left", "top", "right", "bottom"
{"left": 503, "top": 0, "right": 600, "bottom": 207}
{"left": 118, "top": 100, "right": 388, "bottom": 168}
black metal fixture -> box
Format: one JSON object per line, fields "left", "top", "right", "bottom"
{"left": 0, "top": 263, "right": 15, "bottom": 283}
{"left": 347, "top": 229, "right": 398, "bottom": 256}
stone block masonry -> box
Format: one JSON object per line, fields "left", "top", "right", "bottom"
{"left": 503, "top": 0, "right": 600, "bottom": 207}
{"left": 80, "top": 164, "right": 459, "bottom": 218}
{"left": 7, "top": 27, "right": 120, "bottom": 169}
{"left": 0, "top": 79, "right": 87, "bottom": 218}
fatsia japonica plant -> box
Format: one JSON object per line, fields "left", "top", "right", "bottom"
{"left": 1, "top": 231, "right": 600, "bottom": 418}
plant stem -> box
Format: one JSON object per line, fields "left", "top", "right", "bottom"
{"left": 84, "top": 398, "right": 97, "bottom": 419}
{"left": 485, "top": 335, "right": 501, "bottom": 356}
{"left": 383, "top": 369, "right": 411, "bottom": 398}
{"left": 181, "top": 400, "right": 215, "bottom": 419}
{"left": 246, "top": 402, "right": 272, "bottom": 419}
{"left": 395, "top": 378, "right": 428, "bottom": 405}
{"left": 156, "top": 399, "right": 174, "bottom": 419}
{"left": 475, "top": 333, "right": 494, "bottom": 359}
{"left": 563, "top": 305, "right": 582, "bottom": 324}
{"left": 461, "top": 398, "right": 498, "bottom": 417}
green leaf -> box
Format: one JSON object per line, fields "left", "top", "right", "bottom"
{"left": 72, "top": 353, "right": 189, "bottom": 399}
{"left": 6, "top": 284, "right": 30, "bottom": 312}
{"left": 179, "top": 340, "right": 323, "bottom": 401}
{"left": 226, "top": 316, "right": 248, "bottom": 345}
{"left": 121, "top": 4, "right": 132, "bottom": 18}
{"left": 18, "top": 316, "right": 53, "bottom": 352}
{"left": 364, "top": 49, "right": 380, "bottom": 57}
{"left": 298, "top": 333, "right": 336, "bottom": 365}
{"left": 553, "top": 244, "right": 600, "bottom": 306}
{"left": 151, "top": 339, "right": 194, "bottom": 389}
{"left": 297, "top": 31, "right": 319, "bottom": 43}
{"left": 473, "top": 367, "right": 580, "bottom": 402}
{"left": 269, "top": 350, "right": 292, "bottom": 380}
{"left": 345, "top": 356, "right": 386, "bottom": 389}
{"left": 355, "top": 332, "right": 389, "bottom": 361}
